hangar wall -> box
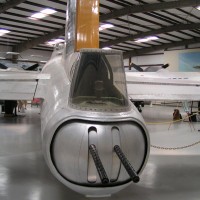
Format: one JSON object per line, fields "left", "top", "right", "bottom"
{"left": 125, "top": 45, "right": 200, "bottom": 72}
{"left": 20, "top": 49, "right": 52, "bottom": 62}
{"left": 164, "top": 48, "right": 200, "bottom": 72}
{"left": 0, "top": 45, "right": 11, "bottom": 53}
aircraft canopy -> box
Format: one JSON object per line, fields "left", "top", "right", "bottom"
{"left": 70, "top": 49, "right": 129, "bottom": 112}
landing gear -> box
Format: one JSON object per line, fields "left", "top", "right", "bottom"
{"left": 130, "top": 99, "right": 144, "bottom": 112}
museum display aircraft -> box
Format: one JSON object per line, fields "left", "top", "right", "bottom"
{"left": 128, "top": 63, "right": 170, "bottom": 112}
{"left": 0, "top": 0, "right": 200, "bottom": 197}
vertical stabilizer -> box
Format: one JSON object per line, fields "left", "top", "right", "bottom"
{"left": 65, "top": 0, "right": 99, "bottom": 55}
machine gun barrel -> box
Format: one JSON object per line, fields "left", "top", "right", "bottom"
{"left": 89, "top": 144, "right": 109, "bottom": 184}
{"left": 114, "top": 145, "right": 140, "bottom": 183}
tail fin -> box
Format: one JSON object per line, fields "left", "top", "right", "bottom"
{"left": 161, "top": 63, "right": 169, "bottom": 69}
{"left": 65, "top": 0, "right": 99, "bottom": 56}
{"left": 130, "top": 63, "right": 144, "bottom": 72}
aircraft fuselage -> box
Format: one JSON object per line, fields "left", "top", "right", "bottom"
{"left": 37, "top": 48, "right": 150, "bottom": 197}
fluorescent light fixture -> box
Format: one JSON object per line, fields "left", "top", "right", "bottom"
{"left": 6, "top": 52, "right": 20, "bottom": 55}
{"left": 30, "top": 12, "right": 47, "bottom": 19}
{"left": 148, "top": 36, "right": 159, "bottom": 40}
{"left": 0, "top": 29, "right": 10, "bottom": 34}
{"left": 29, "top": 8, "right": 57, "bottom": 20}
{"left": 40, "top": 61, "right": 47, "bottom": 63}
{"left": 47, "top": 41, "right": 56, "bottom": 46}
{"left": 99, "top": 24, "right": 114, "bottom": 31}
{"left": 28, "top": 17, "right": 38, "bottom": 20}
{"left": 135, "top": 36, "right": 159, "bottom": 43}
{"left": 41, "top": 8, "right": 57, "bottom": 15}
{"left": 135, "top": 38, "right": 149, "bottom": 43}
{"left": 47, "top": 38, "right": 65, "bottom": 46}
{"left": 197, "top": 6, "right": 200, "bottom": 10}
{"left": 54, "top": 39, "right": 65, "bottom": 43}
{"left": 102, "top": 47, "right": 112, "bottom": 50}
{"left": 0, "top": 29, "right": 10, "bottom": 36}
{"left": 0, "top": 57, "right": 6, "bottom": 59}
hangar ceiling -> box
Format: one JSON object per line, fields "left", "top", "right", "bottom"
{"left": 1, "top": 0, "right": 200, "bottom": 58}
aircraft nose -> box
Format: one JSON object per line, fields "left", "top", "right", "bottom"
{"left": 50, "top": 119, "right": 149, "bottom": 186}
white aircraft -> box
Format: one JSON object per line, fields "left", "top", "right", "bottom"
{"left": 0, "top": 0, "right": 200, "bottom": 197}
{"left": 127, "top": 63, "right": 170, "bottom": 112}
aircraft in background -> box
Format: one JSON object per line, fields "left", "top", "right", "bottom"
{"left": 0, "top": 61, "right": 39, "bottom": 71}
{"left": 128, "top": 63, "right": 170, "bottom": 112}
{"left": 129, "top": 62, "right": 169, "bottom": 72}
{"left": 0, "top": 0, "right": 200, "bottom": 197}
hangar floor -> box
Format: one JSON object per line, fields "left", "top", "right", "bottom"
{"left": 0, "top": 105, "right": 200, "bottom": 200}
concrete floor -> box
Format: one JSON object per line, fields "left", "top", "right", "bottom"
{"left": 0, "top": 105, "right": 200, "bottom": 200}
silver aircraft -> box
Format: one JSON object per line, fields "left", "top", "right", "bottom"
{"left": 0, "top": 0, "right": 200, "bottom": 197}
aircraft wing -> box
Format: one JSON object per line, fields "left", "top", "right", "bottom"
{"left": 0, "top": 70, "right": 50, "bottom": 100}
{"left": 126, "top": 72, "right": 200, "bottom": 101}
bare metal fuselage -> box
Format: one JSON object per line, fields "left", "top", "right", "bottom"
{"left": 37, "top": 48, "right": 150, "bottom": 197}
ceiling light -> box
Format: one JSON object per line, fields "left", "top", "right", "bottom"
{"left": 135, "top": 36, "right": 159, "bottom": 43}
{"left": 40, "top": 61, "right": 47, "bottom": 63}
{"left": 29, "top": 8, "right": 57, "bottom": 20}
{"left": 54, "top": 39, "right": 65, "bottom": 43}
{"left": 47, "top": 38, "right": 65, "bottom": 46}
{"left": 0, "top": 29, "right": 10, "bottom": 36}
{"left": 0, "top": 29, "right": 10, "bottom": 34}
{"left": 0, "top": 57, "right": 6, "bottom": 59}
{"left": 30, "top": 12, "right": 47, "bottom": 20}
{"left": 135, "top": 38, "right": 149, "bottom": 43}
{"left": 148, "top": 36, "right": 159, "bottom": 40}
{"left": 197, "top": 6, "right": 200, "bottom": 10}
{"left": 28, "top": 17, "right": 38, "bottom": 20}
{"left": 102, "top": 47, "right": 112, "bottom": 50}
{"left": 6, "top": 52, "right": 20, "bottom": 55}
{"left": 47, "top": 41, "right": 56, "bottom": 46}
{"left": 41, "top": 8, "right": 57, "bottom": 14}
{"left": 99, "top": 24, "right": 114, "bottom": 31}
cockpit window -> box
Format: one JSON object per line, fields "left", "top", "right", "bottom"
{"left": 69, "top": 50, "right": 129, "bottom": 112}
